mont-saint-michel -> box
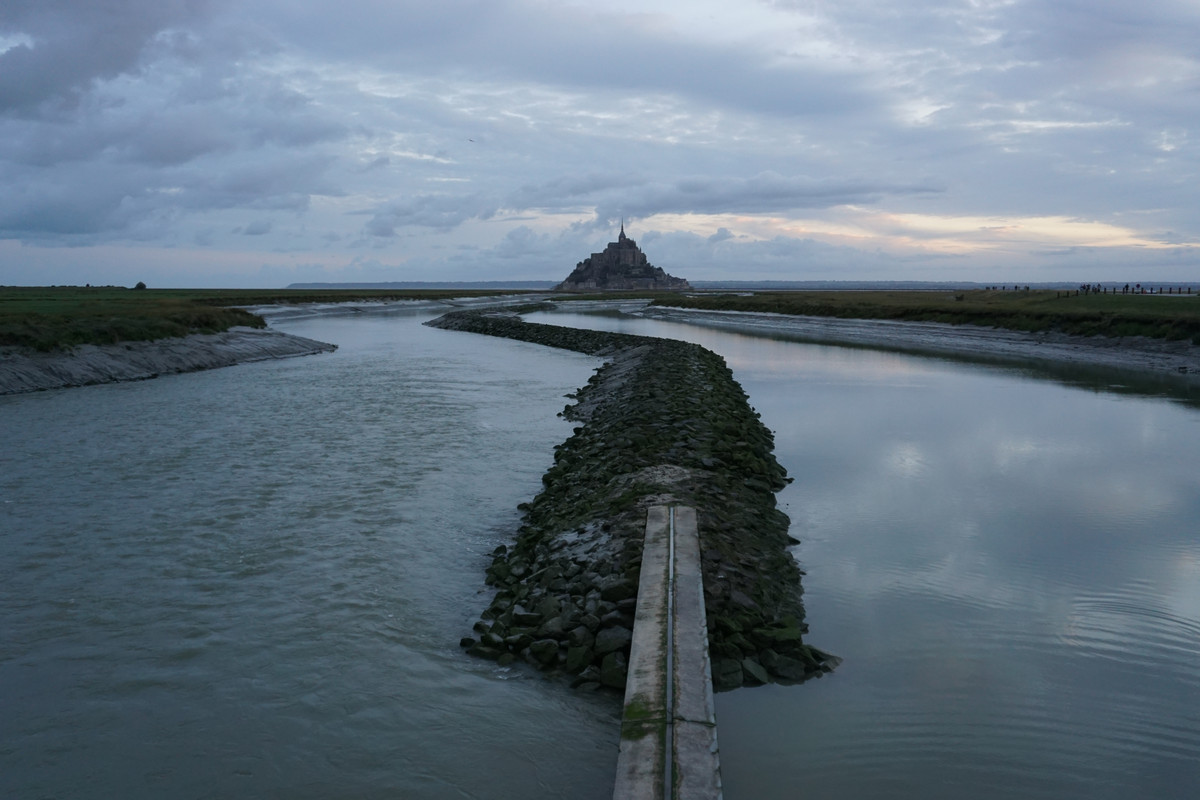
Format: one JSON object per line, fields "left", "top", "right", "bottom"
{"left": 555, "top": 223, "right": 690, "bottom": 292}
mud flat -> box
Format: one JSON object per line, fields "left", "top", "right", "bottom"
{"left": 428, "top": 309, "right": 836, "bottom": 692}
{"left": 639, "top": 305, "right": 1200, "bottom": 380}
{"left": 0, "top": 327, "right": 336, "bottom": 396}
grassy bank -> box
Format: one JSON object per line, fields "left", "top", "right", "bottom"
{"left": 12, "top": 285, "right": 1200, "bottom": 352}
{"left": 0, "top": 286, "right": 528, "bottom": 351}
{"left": 645, "top": 289, "right": 1200, "bottom": 344}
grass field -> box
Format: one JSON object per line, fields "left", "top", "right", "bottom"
{"left": 5, "top": 285, "right": 1200, "bottom": 352}
{"left": 0, "top": 286, "right": 522, "bottom": 351}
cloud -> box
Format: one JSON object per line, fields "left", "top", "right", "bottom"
{"left": 0, "top": 0, "right": 216, "bottom": 116}
{"left": 239, "top": 220, "right": 273, "bottom": 236}
{"left": 708, "top": 227, "right": 735, "bottom": 244}
{"left": 502, "top": 172, "right": 940, "bottom": 228}
{"left": 247, "top": 0, "right": 882, "bottom": 120}
{"left": 363, "top": 193, "right": 499, "bottom": 236}
{"left": 609, "top": 173, "right": 941, "bottom": 220}
{"left": 1, "top": 0, "right": 1198, "bottom": 285}
{"left": 491, "top": 225, "right": 550, "bottom": 259}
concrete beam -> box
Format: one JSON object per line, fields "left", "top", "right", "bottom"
{"left": 613, "top": 505, "right": 722, "bottom": 800}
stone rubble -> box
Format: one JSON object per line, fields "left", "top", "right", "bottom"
{"left": 429, "top": 309, "right": 838, "bottom": 692}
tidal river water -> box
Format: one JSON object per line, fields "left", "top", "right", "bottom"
{"left": 531, "top": 307, "right": 1200, "bottom": 799}
{"left": 4, "top": 305, "right": 1200, "bottom": 799}
{"left": 1, "top": 307, "right": 619, "bottom": 799}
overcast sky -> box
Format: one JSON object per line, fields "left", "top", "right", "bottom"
{"left": 2, "top": 0, "right": 1198, "bottom": 287}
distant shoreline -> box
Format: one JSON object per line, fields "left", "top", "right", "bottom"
{"left": 7, "top": 297, "right": 1200, "bottom": 397}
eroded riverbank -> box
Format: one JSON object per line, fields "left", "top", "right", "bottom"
{"left": 428, "top": 309, "right": 836, "bottom": 692}
{"left": 639, "top": 305, "right": 1200, "bottom": 381}
{"left": 0, "top": 327, "right": 336, "bottom": 395}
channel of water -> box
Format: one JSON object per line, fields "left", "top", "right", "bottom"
{"left": 3, "top": 304, "right": 1198, "bottom": 798}
{"left": 530, "top": 307, "right": 1200, "bottom": 799}
{"left": 1, "top": 308, "right": 619, "bottom": 800}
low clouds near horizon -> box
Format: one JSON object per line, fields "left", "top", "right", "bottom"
{"left": 1, "top": 0, "right": 1197, "bottom": 287}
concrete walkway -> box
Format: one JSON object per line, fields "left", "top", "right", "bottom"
{"left": 613, "top": 505, "right": 722, "bottom": 799}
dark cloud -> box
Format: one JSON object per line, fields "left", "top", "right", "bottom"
{"left": 506, "top": 171, "right": 940, "bottom": 225}
{"left": 247, "top": 0, "right": 881, "bottom": 120}
{"left": 600, "top": 173, "right": 940, "bottom": 220}
{"left": 0, "top": 175, "right": 133, "bottom": 236}
{"left": 1, "top": 0, "right": 1197, "bottom": 284}
{"left": 355, "top": 170, "right": 938, "bottom": 240}
{"left": 708, "top": 227, "right": 735, "bottom": 244}
{"left": 239, "top": 220, "right": 272, "bottom": 236}
{"left": 0, "top": 1, "right": 215, "bottom": 116}
{"left": 0, "top": 146, "right": 338, "bottom": 241}
{"left": 364, "top": 194, "right": 499, "bottom": 236}
{"left": 491, "top": 225, "right": 548, "bottom": 259}
{"left": 507, "top": 173, "right": 651, "bottom": 211}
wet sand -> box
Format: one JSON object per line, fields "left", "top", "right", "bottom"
{"left": 0, "top": 296, "right": 540, "bottom": 397}
{"left": 639, "top": 306, "right": 1200, "bottom": 382}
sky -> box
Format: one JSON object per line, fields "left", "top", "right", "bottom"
{"left": 1, "top": 0, "right": 1198, "bottom": 288}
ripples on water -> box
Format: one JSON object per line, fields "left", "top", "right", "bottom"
{"left": 1, "top": 311, "right": 619, "bottom": 799}
{"left": 5, "top": 306, "right": 1199, "bottom": 799}
{"left": 532, "top": 309, "right": 1200, "bottom": 800}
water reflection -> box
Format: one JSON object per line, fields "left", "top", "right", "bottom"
{"left": 542, "top": 305, "right": 1200, "bottom": 409}
{"left": 533, "top": 307, "right": 1200, "bottom": 799}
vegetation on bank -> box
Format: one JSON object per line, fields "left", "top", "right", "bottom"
{"left": 0, "top": 286, "right": 526, "bottom": 351}
{"left": 642, "top": 289, "right": 1200, "bottom": 344}
{"left": 9, "top": 284, "right": 1200, "bottom": 352}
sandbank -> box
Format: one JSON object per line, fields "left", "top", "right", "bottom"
{"left": 639, "top": 306, "right": 1200, "bottom": 382}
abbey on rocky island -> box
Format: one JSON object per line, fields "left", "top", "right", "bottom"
{"left": 555, "top": 223, "right": 690, "bottom": 291}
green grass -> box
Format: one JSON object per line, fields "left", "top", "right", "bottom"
{"left": 0, "top": 286, "right": 534, "bottom": 351}
{"left": 8, "top": 285, "right": 1200, "bottom": 352}
{"left": 648, "top": 289, "right": 1200, "bottom": 344}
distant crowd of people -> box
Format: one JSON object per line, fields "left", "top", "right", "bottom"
{"left": 986, "top": 284, "right": 1193, "bottom": 295}
{"left": 1078, "top": 284, "right": 1193, "bottom": 295}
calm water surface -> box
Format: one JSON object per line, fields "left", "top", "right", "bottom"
{"left": 5, "top": 305, "right": 1199, "bottom": 799}
{"left": 1, "top": 309, "right": 619, "bottom": 799}
{"left": 532, "top": 309, "right": 1200, "bottom": 800}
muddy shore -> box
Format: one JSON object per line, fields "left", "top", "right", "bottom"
{"left": 430, "top": 309, "right": 836, "bottom": 692}
{"left": 0, "top": 327, "right": 336, "bottom": 396}
{"left": 8, "top": 296, "right": 1198, "bottom": 397}
{"left": 638, "top": 305, "right": 1200, "bottom": 381}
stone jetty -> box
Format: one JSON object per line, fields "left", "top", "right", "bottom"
{"left": 428, "top": 309, "right": 837, "bottom": 691}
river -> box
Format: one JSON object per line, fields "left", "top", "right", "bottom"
{"left": 530, "top": 307, "right": 1200, "bottom": 799}
{"left": 1, "top": 307, "right": 619, "bottom": 800}
{"left": 3, "top": 304, "right": 1198, "bottom": 798}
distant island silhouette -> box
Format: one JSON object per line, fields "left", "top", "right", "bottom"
{"left": 555, "top": 223, "right": 690, "bottom": 292}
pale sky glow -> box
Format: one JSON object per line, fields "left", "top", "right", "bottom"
{"left": 1, "top": 0, "right": 1198, "bottom": 287}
